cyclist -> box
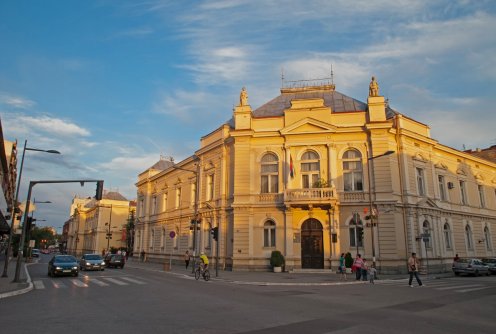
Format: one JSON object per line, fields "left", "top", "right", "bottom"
{"left": 199, "top": 251, "right": 209, "bottom": 272}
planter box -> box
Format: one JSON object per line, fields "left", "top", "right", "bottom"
{"left": 273, "top": 266, "right": 282, "bottom": 273}
{"left": 345, "top": 267, "right": 352, "bottom": 274}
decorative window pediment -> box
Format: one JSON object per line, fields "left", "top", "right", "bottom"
{"left": 456, "top": 168, "right": 466, "bottom": 176}
{"left": 413, "top": 152, "right": 427, "bottom": 162}
{"left": 474, "top": 173, "right": 484, "bottom": 181}
{"left": 434, "top": 162, "right": 448, "bottom": 170}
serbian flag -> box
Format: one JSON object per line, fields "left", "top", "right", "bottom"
{"left": 289, "top": 155, "right": 295, "bottom": 178}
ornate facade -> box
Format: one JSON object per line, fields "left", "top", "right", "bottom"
{"left": 135, "top": 79, "right": 496, "bottom": 273}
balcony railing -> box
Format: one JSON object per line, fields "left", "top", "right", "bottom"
{"left": 284, "top": 188, "right": 336, "bottom": 207}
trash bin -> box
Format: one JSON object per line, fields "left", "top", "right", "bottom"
{"left": 163, "top": 263, "right": 170, "bottom": 271}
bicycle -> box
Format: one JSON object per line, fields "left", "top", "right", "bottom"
{"left": 194, "top": 262, "right": 210, "bottom": 281}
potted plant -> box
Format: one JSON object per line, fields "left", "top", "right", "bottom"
{"left": 270, "top": 250, "right": 285, "bottom": 273}
{"left": 344, "top": 252, "right": 353, "bottom": 274}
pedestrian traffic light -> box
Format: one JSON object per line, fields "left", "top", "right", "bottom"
{"left": 95, "top": 181, "right": 104, "bottom": 200}
{"left": 211, "top": 227, "right": 218, "bottom": 241}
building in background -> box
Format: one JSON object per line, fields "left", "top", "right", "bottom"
{"left": 66, "top": 191, "right": 134, "bottom": 256}
{"left": 135, "top": 78, "right": 496, "bottom": 273}
{"left": 0, "top": 116, "right": 17, "bottom": 244}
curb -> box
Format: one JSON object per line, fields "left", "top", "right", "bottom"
{"left": 0, "top": 263, "right": 34, "bottom": 299}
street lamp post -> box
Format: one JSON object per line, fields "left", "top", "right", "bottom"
{"left": 171, "top": 156, "right": 200, "bottom": 273}
{"left": 2, "top": 140, "right": 60, "bottom": 278}
{"left": 366, "top": 150, "right": 394, "bottom": 268}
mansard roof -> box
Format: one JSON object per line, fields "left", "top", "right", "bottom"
{"left": 150, "top": 158, "right": 174, "bottom": 171}
{"left": 103, "top": 191, "right": 128, "bottom": 201}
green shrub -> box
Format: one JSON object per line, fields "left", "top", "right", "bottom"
{"left": 270, "top": 250, "right": 285, "bottom": 267}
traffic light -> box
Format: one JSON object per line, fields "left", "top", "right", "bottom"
{"left": 95, "top": 181, "right": 104, "bottom": 200}
{"left": 211, "top": 227, "right": 218, "bottom": 241}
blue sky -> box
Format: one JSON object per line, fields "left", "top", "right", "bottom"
{"left": 1, "top": 0, "right": 495, "bottom": 231}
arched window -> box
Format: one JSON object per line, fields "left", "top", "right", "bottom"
{"left": 422, "top": 221, "right": 431, "bottom": 248}
{"left": 484, "top": 226, "right": 492, "bottom": 250}
{"left": 465, "top": 225, "right": 473, "bottom": 250}
{"left": 349, "top": 215, "right": 363, "bottom": 248}
{"left": 261, "top": 153, "right": 279, "bottom": 193}
{"left": 343, "top": 149, "right": 363, "bottom": 191}
{"left": 443, "top": 223, "right": 452, "bottom": 250}
{"left": 301, "top": 151, "right": 320, "bottom": 188}
{"left": 264, "top": 220, "right": 276, "bottom": 247}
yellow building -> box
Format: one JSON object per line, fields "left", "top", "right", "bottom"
{"left": 135, "top": 78, "right": 496, "bottom": 273}
{"left": 66, "top": 192, "right": 133, "bottom": 256}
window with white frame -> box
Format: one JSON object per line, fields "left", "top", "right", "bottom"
{"left": 162, "top": 192, "right": 168, "bottom": 212}
{"left": 349, "top": 215, "right": 363, "bottom": 247}
{"left": 301, "top": 151, "right": 320, "bottom": 188}
{"left": 152, "top": 196, "right": 157, "bottom": 215}
{"left": 263, "top": 220, "right": 276, "bottom": 247}
{"left": 175, "top": 187, "right": 182, "bottom": 209}
{"left": 438, "top": 175, "right": 447, "bottom": 201}
{"left": 484, "top": 226, "right": 492, "bottom": 250}
{"left": 459, "top": 180, "right": 467, "bottom": 205}
{"left": 478, "top": 185, "right": 486, "bottom": 208}
{"left": 422, "top": 221, "right": 431, "bottom": 248}
{"left": 443, "top": 222, "right": 452, "bottom": 250}
{"left": 206, "top": 174, "right": 214, "bottom": 201}
{"left": 465, "top": 225, "right": 473, "bottom": 250}
{"left": 261, "top": 153, "right": 279, "bottom": 193}
{"left": 416, "top": 168, "right": 425, "bottom": 196}
{"left": 191, "top": 182, "right": 196, "bottom": 207}
{"left": 161, "top": 229, "right": 166, "bottom": 249}
{"left": 343, "top": 149, "right": 363, "bottom": 191}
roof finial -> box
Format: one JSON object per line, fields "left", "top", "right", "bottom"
{"left": 330, "top": 64, "right": 334, "bottom": 85}
{"left": 281, "top": 67, "right": 285, "bottom": 88}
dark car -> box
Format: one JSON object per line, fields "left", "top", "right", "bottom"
{"left": 104, "top": 254, "right": 125, "bottom": 269}
{"left": 79, "top": 254, "right": 105, "bottom": 271}
{"left": 48, "top": 255, "right": 79, "bottom": 277}
{"left": 31, "top": 249, "right": 40, "bottom": 257}
{"left": 481, "top": 258, "right": 496, "bottom": 274}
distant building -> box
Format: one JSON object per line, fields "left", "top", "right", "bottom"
{"left": 0, "top": 116, "right": 17, "bottom": 238}
{"left": 465, "top": 145, "right": 496, "bottom": 163}
{"left": 66, "top": 191, "right": 135, "bottom": 256}
{"left": 135, "top": 79, "right": 496, "bottom": 273}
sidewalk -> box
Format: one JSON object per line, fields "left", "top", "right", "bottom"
{"left": 125, "top": 257, "right": 453, "bottom": 286}
{"left": 0, "top": 253, "right": 33, "bottom": 299}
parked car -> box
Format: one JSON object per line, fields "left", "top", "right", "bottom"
{"left": 48, "top": 255, "right": 79, "bottom": 277}
{"left": 31, "top": 249, "right": 40, "bottom": 257}
{"left": 452, "top": 258, "right": 490, "bottom": 276}
{"left": 481, "top": 258, "right": 496, "bottom": 274}
{"left": 104, "top": 254, "right": 125, "bottom": 269}
{"left": 41, "top": 249, "right": 50, "bottom": 254}
{"left": 79, "top": 254, "right": 105, "bottom": 271}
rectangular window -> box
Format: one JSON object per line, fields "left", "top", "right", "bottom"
{"left": 438, "top": 175, "right": 446, "bottom": 201}
{"left": 191, "top": 182, "right": 196, "bottom": 206}
{"left": 139, "top": 199, "right": 144, "bottom": 217}
{"left": 478, "top": 185, "right": 485, "bottom": 208}
{"left": 207, "top": 175, "right": 214, "bottom": 201}
{"left": 416, "top": 168, "right": 425, "bottom": 196}
{"left": 162, "top": 193, "right": 168, "bottom": 212}
{"left": 152, "top": 196, "right": 157, "bottom": 215}
{"left": 460, "top": 180, "right": 467, "bottom": 205}
{"left": 175, "top": 188, "right": 181, "bottom": 209}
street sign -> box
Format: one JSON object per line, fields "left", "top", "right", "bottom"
{"left": 169, "top": 231, "right": 176, "bottom": 239}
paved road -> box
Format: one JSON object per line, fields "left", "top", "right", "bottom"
{"left": 1, "top": 255, "right": 495, "bottom": 334}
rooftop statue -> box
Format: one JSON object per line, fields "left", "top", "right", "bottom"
{"left": 240, "top": 87, "right": 248, "bottom": 106}
{"left": 369, "top": 76, "right": 379, "bottom": 97}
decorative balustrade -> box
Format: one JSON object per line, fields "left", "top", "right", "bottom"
{"left": 284, "top": 188, "right": 335, "bottom": 202}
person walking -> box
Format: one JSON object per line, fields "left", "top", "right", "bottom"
{"left": 338, "top": 253, "right": 347, "bottom": 280}
{"left": 353, "top": 254, "right": 364, "bottom": 280}
{"left": 140, "top": 250, "right": 146, "bottom": 262}
{"left": 408, "top": 252, "right": 424, "bottom": 287}
{"left": 184, "top": 250, "right": 191, "bottom": 269}
{"left": 361, "top": 259, "right": 368, "bottom": 281}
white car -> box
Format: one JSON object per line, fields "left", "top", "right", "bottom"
{"left": 452, "top": 258, "right": 490, "bottom": 276}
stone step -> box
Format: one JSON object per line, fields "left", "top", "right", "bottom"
{"left": 290, "top": 269, "right": 335, "bottom": 274}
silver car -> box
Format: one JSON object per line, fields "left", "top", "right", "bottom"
{"left": 79, "top": 254, "right": 105, "bottom": 271}
{"left": 452, "top": 258, "right": 490, "bottom": 276}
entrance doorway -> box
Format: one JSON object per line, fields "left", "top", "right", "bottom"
{"left": 301, "top": 219, "right": 324, "bottom": 269}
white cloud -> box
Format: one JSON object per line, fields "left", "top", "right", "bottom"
{"left": 16, "top": 115, "right": 90, "bottom": 137}
{"left": 98, "top": 153, "right": 160, "bottom": 173}
{"left": 0, "top": 92, "right": 36, "bottom": 109}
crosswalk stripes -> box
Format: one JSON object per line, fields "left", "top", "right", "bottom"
{"left": 375, "top": 279, "right": 495, "bottom": 293}
{"left": 33, "top": 275, "right": 147, "bottom": 290}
